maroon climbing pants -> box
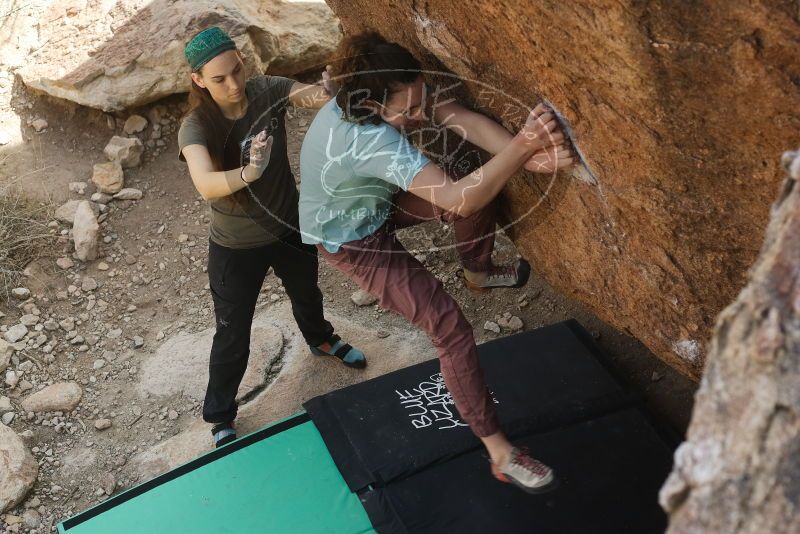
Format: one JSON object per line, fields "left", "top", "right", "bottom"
{"left": 317, "top": 191, "right": 502, "bottom": 437}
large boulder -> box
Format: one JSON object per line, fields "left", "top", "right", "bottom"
{"left": 325, "top": 1, "right": 800, "bottom": 378}
{"left": 660, "top": 151, "right": 800, "bottom": 531}
{"left": 15, "top": 0, "right": 342, "bottom": 111}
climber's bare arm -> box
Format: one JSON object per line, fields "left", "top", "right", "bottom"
{"left": 182, "top": 144, "right": 250, "bottom": 200}
{"left": 433, "top": 101, "right": 575, "bottom": 172}
{"left": 407, "top": 108, "right": 559, "bottom": 216}
{"left": 288, "top": 67, "right": 338, "bottom": 110}
{"left": 433, "top": 100, "right": 516, "bottom": 154}
{"left": 288, "top": 82, "right": 330, "bottom": 110}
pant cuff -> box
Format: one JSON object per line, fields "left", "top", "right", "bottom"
{"left": 471, "top": 416, "right": 502, "bottom": 438}
{"left": 460, "top": 258, "right": 493, "bottom": 272}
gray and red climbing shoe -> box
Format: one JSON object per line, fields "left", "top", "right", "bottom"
{"left": 459, "top": 258, "right": 531, "bottom": 293}
{"left": 310, "top": 334, "right": 366, "bottom": 369}
{"left": 490, "top": 447, "right": 557, "bottom": 494}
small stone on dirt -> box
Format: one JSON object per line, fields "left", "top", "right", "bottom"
{"left": 483, "top": 321, "right": 501, "bottom": 334}
{"left": 94, "top": 418, "right": 112, "bottom": 430}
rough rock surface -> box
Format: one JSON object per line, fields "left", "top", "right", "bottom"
{"left": 137, "top": 322, "right": 284, "bottom": 401}
{"left": 0, "top": 424, "right": 38, "bottom": 513}
{"left": 91, "top": 161, "right": 125, "bottom": 194}
{"left": 73, "top": 201, "right": 100, "bottom": 261}
{"left": 326, "top": 1, "right": 800, "bottom": 378}
{"left": 103, "top": 136, "right": 143, "bottom": 169}
{"left": 16, "top": 0, "right": 342, "bottom": 111}
{"left": 660, "top": 151, "right": 800, "bottom": 532}
{"left": 127, "top": 303, "right": 433, "bottom": 480}
{"left": 21, "top": 382, "right": 83, "bottom": 413}
{"left": 54, "top": 200, "right": 100, "bottom": 225}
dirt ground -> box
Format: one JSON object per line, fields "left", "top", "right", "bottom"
{"left": 0, "top": 78, "right": 698, "bottom": 532}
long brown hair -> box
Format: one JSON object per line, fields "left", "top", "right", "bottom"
{"left": 332, "top": 32, "right": 421, "bottom": 125}
{"left": 182, "top": 54, "right": 250, "bottom": 208}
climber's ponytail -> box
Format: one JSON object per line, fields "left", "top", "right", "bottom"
{"left": 331, "top": 32, "right": 421, "bottom": 125}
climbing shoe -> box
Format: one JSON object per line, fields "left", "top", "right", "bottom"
{"left": 458, "top": 258, "right": 531, "bottom": 293}
{"left": 490, "top": 446, "right": 557, "bottom": 494}
{"left": 211, "top": 421, "right": 237, "bottom": 449}
{"left": 310, "top": 334, "right": 366, "bottom": 369}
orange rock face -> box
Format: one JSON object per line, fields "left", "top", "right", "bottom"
{"left": 326, "top": 0, "right": 800, "bottom": 379}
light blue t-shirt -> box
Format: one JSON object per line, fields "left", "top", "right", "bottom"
{"left": 299, "top": 100, "right": 431, "bottom": 252}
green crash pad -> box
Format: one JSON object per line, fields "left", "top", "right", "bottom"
{"left": 58, "top": 413, "right": 374, "bottom": 534}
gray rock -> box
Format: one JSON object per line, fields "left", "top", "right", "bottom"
{"left": 98, "top": 472, "right": 117, "bottom": 496}
{"left": 30, "top": 118, "right": 48, "bottom": 132}
{"left": 483, "top": 321, "right": 501, "bottom": 334}
{"left": 54, "top": 199, "right": 100, "bottom": 225}
{"left": 68, "top": 181, "right": 88, "bottom": 195}
{"left": 22, "top": 508, "right": 41, "bottom": 528}
{"left": 21, "top": 382, "right": 83, "bottom": 413}
{"left": 91, "top": 192, "right": 113, "bottom": 204}
{"left": 2, "top": 412, "right": 14, "bottom": 425}
{"left": 5, "top": 370, "right": 19, "bottom": 388}
{"left": 81, "top": 277, "right": 98, "bottom": 291}
{"left": 0, "top": 340, "right": 13, "bottom": 372}
{"left": 94, "top": 418, "right": 112, "bottom": 430}
{"left": 107, "top": 328, "right": 122, "bottom": 339}
{"left": 19, "top": 314, "right": 39, "bottom": 327}
{"left": 123, "top": 115, "right": 148, "bottom": 134}
{"left": 56, "top": 257, "right": 75, "bottom": 270}
{"left": 91, "top": 161, "right": 124, "bottom": 194}
{"left": 351, "top": 289, "right": 378, "bottom": 306}
{"left": 11, "top": 287, "right": 30, "bottom": 300}
{"left": 113, "top": 188, "right": 143, "bottom": 201}
{"left": 4, "top": 324, "right": 28, "bottom": 343}
{"left": 0, "top": 423, "right": 38, "bottom": 513}
{"left": 0, "top": 396, "right": 13, "bottom": 413}
{"left": 73, "top": 201, "right": 100, "bottom": 261}
{"left": 497, "top": 315, "right": 524, "bottom": 332}
{"left": 104, "top": 136, "right": 143, "bottom": 168}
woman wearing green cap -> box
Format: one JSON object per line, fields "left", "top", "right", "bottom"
{"left": 177, "top": 26, "right": 366, "bottom": 448}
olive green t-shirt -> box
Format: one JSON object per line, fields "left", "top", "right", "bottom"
{"left": 177, "top": 75, "right": 298, "bottom": 249}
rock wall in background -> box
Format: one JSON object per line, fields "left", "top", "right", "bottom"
{"left": 659, "top": 150, "right": 800, "bottom": 531}
{"left": 325, "top": 0, "right": 800, "bottom": 378}
{"left": 15, "top": 0, "right": 342, "bottom": 111}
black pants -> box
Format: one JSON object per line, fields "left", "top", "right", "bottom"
{"left": 203, "top": 232, "right": 334, "bottom": 424}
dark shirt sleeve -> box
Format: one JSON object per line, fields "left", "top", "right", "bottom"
{"left": 177, "top": 115, "right": 207, "bottom": 162}
{"left": 259, "top": 75, "right": 297, "bottom": 114}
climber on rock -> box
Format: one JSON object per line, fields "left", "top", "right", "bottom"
{"left": 298, "top": 31, "right": 575, "bottom": 493}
